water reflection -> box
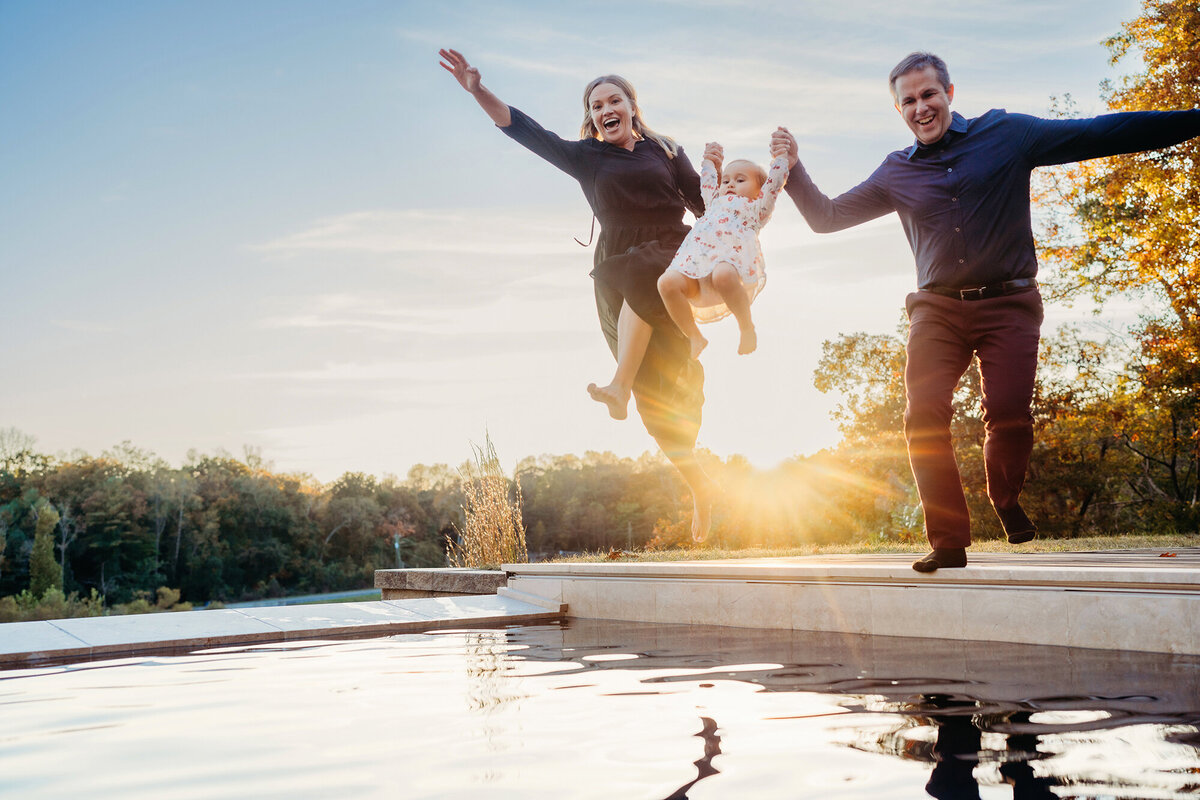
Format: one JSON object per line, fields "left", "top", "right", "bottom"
{"left": 508, "top": 620, "right": 1200, "bottom": 798}
{"left": 869, "top": 699, "right": 1060, "bottom": 800}
{"left": 2, "top": 619, "right": 1199, "bottom": 798}
{"left": 661, "top": 716, "right": 721, "bottom": 800}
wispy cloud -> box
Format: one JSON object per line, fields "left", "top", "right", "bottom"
{"left": 51, "top": 319, "right": 118, "bottom": 333}
{"left": 252, "top": 208, "right": 588, "bottom": 257}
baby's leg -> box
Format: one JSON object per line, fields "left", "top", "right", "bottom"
{"left": 711, "top": 262, "right": 757, "bottom": 355}
{"left": 657, "top": 270, "right": 707, "bottom": 359}
{"left": 587, "top": 300, "right": 651, "bottom": 420}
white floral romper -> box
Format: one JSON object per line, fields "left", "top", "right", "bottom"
{"left": 665, "top": 154, "right": 789, "bottom": 323}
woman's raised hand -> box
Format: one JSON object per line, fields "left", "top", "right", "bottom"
{"left": 439, "top": 48, "right": 481, "bottom": 94}
{"left": 437, "top": 48, "right": 511, "bottom": 127}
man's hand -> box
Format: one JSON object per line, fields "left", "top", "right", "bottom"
{"left": 770, "top": 126, "right": 798, "bottom": 169}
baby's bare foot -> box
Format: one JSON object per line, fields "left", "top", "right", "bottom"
{"left": 689, "top": 334, "right": 708, "bottom": 360}
{"left": 587, "top": 382, "right": 629, "bottom": 420}
{"left": 737, "top": 325, "right": 757, "bottom": 355}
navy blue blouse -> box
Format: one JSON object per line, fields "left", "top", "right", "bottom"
{"left": 499, "top": 106, "right": 704, "bottom": 230}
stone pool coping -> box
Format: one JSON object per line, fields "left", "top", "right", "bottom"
{"left": 0, "top": 588, "right": 564, "bottom": 667}
{"left": 6, "top": 549, "right": 1199, "bottom": 665}
{"left": 503, "top": 548, "right": 1200, "bottom": 655}
{"left": 374, "top": 567, "right": 507, "bottom": 599}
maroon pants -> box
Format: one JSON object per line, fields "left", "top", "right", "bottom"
{"left": 903, "top": 289, "right": 1044, "bottom": 548}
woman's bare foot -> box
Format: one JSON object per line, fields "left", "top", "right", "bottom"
{"left": 587, "top": 382, "right": 630, "bottom": 420}
{"left": 737, "top": 325, "right": 757, "bottom": 355}
{"left": 689, "top": 334, "right": 708, "bottom": 360}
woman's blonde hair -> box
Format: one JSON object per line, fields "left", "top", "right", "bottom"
{"left": 580, "top": 75, "right": 678, "bottom": 159}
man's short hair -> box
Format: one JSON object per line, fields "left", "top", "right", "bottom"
{"left": 889, "top": 52, "right": 951, "bottom": 99}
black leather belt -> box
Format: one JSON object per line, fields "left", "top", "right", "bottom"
{"left": 922, "top": 277, "right": 1038, "bottom": 301}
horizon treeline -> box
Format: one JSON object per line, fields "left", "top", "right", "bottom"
{"left": 2, "top": 355, "right": 1197, "bottom": 609}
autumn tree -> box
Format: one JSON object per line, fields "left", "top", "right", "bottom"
{"left": 1035, "top": 0, "right": 1200, "bottom": 528}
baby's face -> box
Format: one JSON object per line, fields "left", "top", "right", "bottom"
{"left": 720, "top": 161, "right": 763, "bottom": 199}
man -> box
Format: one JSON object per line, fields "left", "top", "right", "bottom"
{"left": 771, "top": 52, "right": 1200, "bottom": 572}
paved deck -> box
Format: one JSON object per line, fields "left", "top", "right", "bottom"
{"left": 4, "top": 549, "right": 1198, "bottom": 666}
{"left": 0, "top": 588, "right": 564, "bottom": 667}
{"left": 504, "top": 548, "right": 1200, "bottom": 655}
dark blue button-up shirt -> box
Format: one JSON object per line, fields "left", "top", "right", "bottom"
{"left": 784, "top": 108, "right": 1200, "bottom": 288}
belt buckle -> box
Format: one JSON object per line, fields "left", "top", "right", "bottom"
{"left": 959, "top": 286, "right": 984, "bottom": 301}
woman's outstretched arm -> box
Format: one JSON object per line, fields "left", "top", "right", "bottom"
{"left": 439, "top": 48, "right": 512, "bottom": 127}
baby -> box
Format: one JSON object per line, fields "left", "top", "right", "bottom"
{"left": 658, "top": 143, "right": 788, "bottom": 358}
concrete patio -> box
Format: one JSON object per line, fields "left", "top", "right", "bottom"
{"left": 3, "top": 548, "right": 1198, "bottom": 666}
{"left": 0, "top": 588, "right": 564, "bottom": 666}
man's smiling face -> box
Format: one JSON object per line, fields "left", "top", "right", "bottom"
{"left": 894, "top": 65, "right": 955, "bottom": 145}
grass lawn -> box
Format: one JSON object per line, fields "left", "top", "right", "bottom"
{"left": 549, "top": 533, "right": 1197, "bottom": 563}
{"left": 308, "top": 590, "right": 382, "bottom": 604}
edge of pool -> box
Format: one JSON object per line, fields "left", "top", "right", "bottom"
{"left": 0, "top": 590, "right": 565, "bottom": 667}
{"left": 503, "top": 548, "right": 1200, "bottom": 656}
{"left": 5, "top": 549, "right": 1199, "bottom": 666}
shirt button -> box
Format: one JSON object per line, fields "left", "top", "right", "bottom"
{"left": 952, "top": 197, "right": 958, "bottom": 202}
{"left": 958, "top": 259, "right": 965, "bottom": 264}
{"left": 947, "top": 168, "right": 953, "bottom": 173}
{"left": 955, "top": 227, "right": 961, "bottom": 232}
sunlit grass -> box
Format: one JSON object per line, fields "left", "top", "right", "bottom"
{"left": 549, "top": 534, "right": 1197, "bottom": 563}
{"left": 310, "top": 591, "right": 381, "bottom": 604}
{"left": 447, "top": 433, "right": 528, "bottom": 569}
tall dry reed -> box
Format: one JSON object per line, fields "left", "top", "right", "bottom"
{"left": 447, "top": 435, "right": 527, "bottom": 568}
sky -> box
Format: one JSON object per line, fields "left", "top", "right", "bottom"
{"left": 0, "top": 0, "right": 1149, "bottom": 481}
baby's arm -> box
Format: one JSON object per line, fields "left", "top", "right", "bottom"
{"left": 755, "top": 154, "right": 791, "bottom": 227}
{"left": 699, "top": 142, "right": 723, "bottom": 212}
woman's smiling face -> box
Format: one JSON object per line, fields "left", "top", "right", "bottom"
{"left": 589, "top": 82, "right": 636, "bottom": 149}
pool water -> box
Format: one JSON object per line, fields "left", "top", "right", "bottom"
{"left": 2, "top": 619, "right": 1199, "bottom": 798}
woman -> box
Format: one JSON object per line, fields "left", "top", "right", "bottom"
{"left": 439, "top": 48, "right": 716, "bottom": 541}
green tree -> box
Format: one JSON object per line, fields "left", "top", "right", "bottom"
{"left": 29, "top": 501, "right": 61, "bottom": 597}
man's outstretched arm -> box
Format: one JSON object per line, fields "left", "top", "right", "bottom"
{"left": 770, "top": 127, "right": 893, "bottom": 233}
{"left": 1024, "top": 109, "right": 1200, "bottom": 167}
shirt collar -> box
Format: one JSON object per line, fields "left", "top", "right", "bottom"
{"left": 905, "top": 112, "right": 968, "bottom": 160}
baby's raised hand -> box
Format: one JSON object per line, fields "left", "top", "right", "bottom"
{"left": 438, "top": 48, "right": 481, "bottom": 94}
{"left": 702, "top": 141, "right": 724, "bottom": 170}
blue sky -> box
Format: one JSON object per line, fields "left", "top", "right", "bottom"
{"left": 0, "top": 0, "right": 1147, "bottom": 480}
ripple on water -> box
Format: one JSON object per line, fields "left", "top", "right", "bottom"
{"left": 1, "top": 619, "right": 1198, "bottom": 799}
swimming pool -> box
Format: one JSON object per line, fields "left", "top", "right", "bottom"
{"left": 2, "top": 619, "right": 1198, "bottom": 798}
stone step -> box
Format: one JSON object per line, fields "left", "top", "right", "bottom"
{"left": 503, "top": 548, "right": 1200, "bottom": 655}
